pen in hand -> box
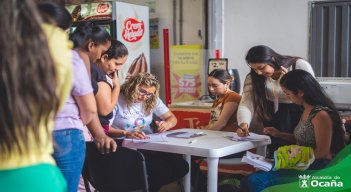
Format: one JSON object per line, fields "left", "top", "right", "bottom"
{"left": 237, "top": 126, "right": 250, "bottom": 136}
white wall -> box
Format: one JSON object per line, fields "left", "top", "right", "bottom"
{"left": 118, "top": 0, "right": 204, "bottom": 100}
{"left": 181, "top": 0, "right": 205, "bottom": 45}
{"left": 222, "top": 0, "right": 315, "bottom": 92}
{"left": 151, "top": 0, "right": 204, "bottom": 100}
{"left": 117, "top": 0, "right": 321, "bottom": 96}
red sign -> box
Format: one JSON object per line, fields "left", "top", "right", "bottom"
{"left": 97, "top": 3, "right": 110, "bottom": 13}
{"left": 122, "top": 18, "right": 144, "bottom": 42}
{"left": 171, "top": 73, "right": 202, "bottom": 99}
{"left": 170, "top": 109, "right": 210, "bottom": 130}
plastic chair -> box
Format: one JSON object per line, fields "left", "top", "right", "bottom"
{"left": 193, "top": 146, "right": 266, "bottom": 191}
{"left": 82, "top": 142, "right": 149, "bottom": 192}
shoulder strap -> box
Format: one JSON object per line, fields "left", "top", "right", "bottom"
{"left": 307, "top": 106, "right": 331, "bottom": 121}
{"left": 292, "top": 63, "right": 296, "bottom": 70}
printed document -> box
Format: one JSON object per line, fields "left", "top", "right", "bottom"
{"left": 241, "top": 151, "right": 273, "bottom": 171}
{"left": 231, "top": 132, "right": 269, "bottom": 141}
{"left": 128, "top": 133, "right": 169, "bottom": 143}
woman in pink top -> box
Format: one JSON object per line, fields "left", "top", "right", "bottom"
{"left": 40, "top": 3, "right": 117, "bottom": 191}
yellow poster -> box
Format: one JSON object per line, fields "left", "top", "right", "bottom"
{"left": 170, "top": 45, "right": 203, "bottom": 103}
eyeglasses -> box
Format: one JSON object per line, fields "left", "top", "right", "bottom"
{"left": 138, "top": 88, "right": 154, "bottom": 98}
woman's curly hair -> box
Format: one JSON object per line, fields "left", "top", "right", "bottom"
{"left": 121, "top": 73, "right": 160, "bottom": 115}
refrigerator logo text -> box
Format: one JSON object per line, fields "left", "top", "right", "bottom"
{"left": 122, "top": 18, "right": 144, "bottom": 42}
{"left": 97, "top": 3, "right": 110, "bottom": 13}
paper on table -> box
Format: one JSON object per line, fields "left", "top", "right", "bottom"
{"left": 241, "top": 151, "right": 273, "bottom": 172}
{"left": 130, "top": 133, "right": 169, "bottom": 143}
{"left": 166, "top": 131, "right": 206, "bottom": 139}
{"left": 231, "top": 132, "right": 269, "bottom": 141}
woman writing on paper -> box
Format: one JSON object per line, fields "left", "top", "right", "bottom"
{"left": 240, "top": 70, "right": 346, "bottom": 192}
{"left": 110, "top": 73, "right": 188, "bottom": 192}
{"left": 69, "top": 22, "right": 118, "bottom": 155}
{"left": 236, "top": 45, "right": 315, "bottom": 157}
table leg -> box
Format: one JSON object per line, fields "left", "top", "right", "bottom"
{"left": 256, "top": 145, "right": 267, "bottom": 156}
{"left": 183, "top": 154, "right": 191, "bottom": 192}
{"left": 206, "top": 157, "right": 219, "bottom": 192}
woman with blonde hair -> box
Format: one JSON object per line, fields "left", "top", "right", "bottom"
{"left": 111, "top": 73, "right": 189, "bottom": 192}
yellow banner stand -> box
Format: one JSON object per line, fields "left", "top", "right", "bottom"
{"left": 170, "top": 45, "right": 203, "bottom": 103}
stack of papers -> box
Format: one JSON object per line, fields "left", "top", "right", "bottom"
{"left": 231, "top": 132, "right": 269, "bottom": 141}
{"left": 241, "top": 151, "right": 273, "bottom": 172}
{"left": 130, "top": 133, "right": 169, "bottom": 143}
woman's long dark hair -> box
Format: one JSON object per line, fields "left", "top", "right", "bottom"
{"left": 103, "top": 39, "right": 129, "bottom": 60}
{"left": 0, "top": 0, "right": 59, "bottom": 155}
{"left": 37, "top": 1, "right": 73, "bottom": 30}
{"left": 245, "top": 45, "right": 300, "bottom": 120}
{"left": 280, "top": 70, "right": 345, "bottom": 155}
{"left": 208, "top": 69, "right": 234, "bottom": 98}
{"left": 69, "top": 21, "right": 111, "bottom": 50}
{"left": 208, "top": 69, "right": 234, "bottom": 84}
{"left": 37, "top": 2, "right": 72, "bottom": 30}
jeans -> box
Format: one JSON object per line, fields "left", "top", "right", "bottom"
{"left": 240, "top": 159, "right": 331, "bottom": 192}
{"left": 53, "top": 129, "right": 86, "bottom": 192}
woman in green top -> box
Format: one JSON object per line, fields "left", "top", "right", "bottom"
{"left": 0, "top": 0, "right": 72, "bottom": 191}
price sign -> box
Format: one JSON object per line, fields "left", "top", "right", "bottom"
{"left": 208, "top": 58, "right": 228, "bottom": 74}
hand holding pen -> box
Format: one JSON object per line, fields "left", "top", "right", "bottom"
{"left": 236, "top": 123, "right": 250, "bottom": 137}
{"left": 155, "top": 120, "right": 171, "bottom": 133}
{"left": 127, "top": 131, "right": 149, "bottom": 139}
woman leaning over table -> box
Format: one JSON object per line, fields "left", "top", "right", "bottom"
{"left": 110, "top": 73, "right": 189, "bottom": 192}
{"left": 236, "top": 45, "right": 315, "bottom": 158}
{"left": 38, "top": 4, "right": 110, "bottom": 192}
{"left": 69, "top": 22, "right": 117, "bottom": 154}
{"left": 240, "top": 70, "right": 346, "bottom": 192}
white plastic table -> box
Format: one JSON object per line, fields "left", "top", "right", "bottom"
{"left": 123, "top": 128, "right": 271, "bottom": 192}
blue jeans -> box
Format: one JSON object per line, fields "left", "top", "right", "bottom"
{"left": 53, "top": 129, "right": 85, "bottom": 192}
{"left": 240, "top": 159, "right": 331, "bottom": 192}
